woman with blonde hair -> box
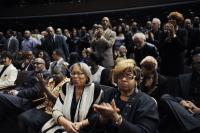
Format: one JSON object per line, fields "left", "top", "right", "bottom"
{"left": 94, "top": 59, "right": 159, "bottom": 133}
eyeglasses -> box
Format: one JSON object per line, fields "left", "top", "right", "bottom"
{"left": 70, "top": 72, "right": 84, "bottom": 77}
{"left": 118, "top": 73, "right": 135, "bottom": 80}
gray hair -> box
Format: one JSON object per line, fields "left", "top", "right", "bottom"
{"left": 70, "top": 62, "right": 92, "bottom": 86}
{"left": 152, "top": 18, "right": 161, "bottom": 27}
{"left": 132, "top": 32, "right": 146, "bottom": 41}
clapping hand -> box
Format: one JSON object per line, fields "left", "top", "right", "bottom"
{"left": 36, "top": 73, "right": 48, "bottom": 84}
{"left": 8, "top": 89, "right": 19, "bottom": 96}
{"left": 93, "top": 99, "right": 120, "bottom": 121}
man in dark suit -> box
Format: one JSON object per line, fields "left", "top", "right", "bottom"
{"left": 42, "top": 27, "right": 69, "bottom": 61}
{"left": 0, "top": 58, "right": 51, "bottom": 123}
{"left": 132, "top": 32, "right": 159, "bottom": 66}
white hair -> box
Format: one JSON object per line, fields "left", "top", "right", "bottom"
{"left": 132, "top": 32, "right": 146, "bottom": 41}
{"left": 119, "top": 45, "right": 126, "bottom": 49}
{"left": 152, "top": 18, "right": 161, "bottom": 27}
{"left": 140, "top": 56, "right": 158, "bottom": 70}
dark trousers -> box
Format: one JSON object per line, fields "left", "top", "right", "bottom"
{"left": 18, "top": 108, "right": 52, "bottom": 133}
{"left": 0, "top": 93, "right": 32, "bottom": 132}
{"left": 0, "top": 93, "right": 32, "bottom": 120}
{"left": 160, "top": 94, "right": 200, "bottom": 133}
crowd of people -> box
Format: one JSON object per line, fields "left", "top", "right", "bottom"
{"left": 0, "top": 11, "right": 200, "bottom": 133}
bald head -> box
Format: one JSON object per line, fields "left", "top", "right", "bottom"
{"left": 46, "top": 26, "right": 55, "bottom": 36}
{"left": 33, "top": 58, "right": 46, "bottom": 72}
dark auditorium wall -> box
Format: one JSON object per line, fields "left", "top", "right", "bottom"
{"left": 0, "top": 0, "right": 199, "bottom": 32}
{"left": 0, "top": 0, "right": 198, "bottom": 18}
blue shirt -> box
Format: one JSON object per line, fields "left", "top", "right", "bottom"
{"left": 21, "top": 37, "right": 40, "bottom": 51}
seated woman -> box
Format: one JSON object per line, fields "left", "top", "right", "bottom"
{"left": 41, "top": 62, "right": 103, "bottom": 133}
{"left": 18, "top": 72, "right": 69, "bottom": 133}
{"left": 139, "top": 56, "right": 168, "bottom": 101}
{"left": 93, "top": 59, "right": 159, "bottom": 133}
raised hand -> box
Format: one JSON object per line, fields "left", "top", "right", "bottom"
{"left": 93, "top": 99, "right": 120, "bottom": 121}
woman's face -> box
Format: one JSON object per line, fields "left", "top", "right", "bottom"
{"left": 117, "top": 69, "right": 137, "bottom": 93}
{"left": 70, "top": 64, "right": 88, "bottom": 88}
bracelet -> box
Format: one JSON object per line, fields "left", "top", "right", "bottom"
{"left": 80, "top": 121, "right": 83, "bottom": 129}
{"left": 114, "top": 115, "right": 123, "bottom": 126}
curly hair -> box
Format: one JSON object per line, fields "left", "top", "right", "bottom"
{"left": 167, "top": 11, "right": 184, "bottom": 25}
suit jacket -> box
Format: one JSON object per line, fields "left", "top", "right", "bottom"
{"left": 134, "top": 42, "right": 159, "bottom": 66}
{"left": 7, "top": 36, "right": 19, "bottom": 52}
{"left": 42, "top": 35, "right": 69, "bottom": 60}
{"left": 91, "top": 28, "right": 116, "bottom": 68}
{"left": 0, "top": 64, "right": 18, "bottom": 89}
{"left": 176, "top": 73, "right": 192, "bottom": 100}
{"left": 16, "top": 69, "right": 51, "bottom": 99}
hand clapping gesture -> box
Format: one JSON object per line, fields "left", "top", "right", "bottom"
{"left": 93, "top": 99, "right": 122, "bottom": 124}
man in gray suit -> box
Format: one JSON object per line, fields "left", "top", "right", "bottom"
{"left": 6, "top": 30, "right": 19, "bottom": 53}
{"left": 91, "top": 17, "right": 116, "bottom": 68}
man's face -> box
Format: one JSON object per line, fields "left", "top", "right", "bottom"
{"left": 151, "top": 21, "right": 159, "bottom": 31}
{"left": 24, "top": 31, "right": 31, "bottom": 39}
{"left": 52, "top": 52, "right": 59, "bottom": 61}
{"left": 2, "top": 57, "right": 12, "bottom": 66}
{"left": 33, "top": 59, "right": 45, "bottom": 72}
{"left": 184, "top": 19, "right": 192, "bottom": 29}
{"left": 25, "top": 51, "right": 33, "bottom": 60}
{"left": 133, "top": 37, "right": 144, "bottom": 49}
{"left": 47, "top": 27, "right": 55, "bottom": 36}
{"left": 101, "top": 17, "right": 110, "bottom": 29}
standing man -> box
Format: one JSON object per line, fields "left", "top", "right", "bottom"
{"left": 21, "top": 30, "right": 40, "bottom": 53}
{"left": 42, "top": 26, "right": 69, "bottom": 60}
{"left": 6, "top": 29, "right": 19, "bottom": 53}
{"left": 91, "top": 17, "right": 116, "bottom": 68}
{"left": 132, "top": 32, "right": 159, "bottom": 66}
{"left": 0, "top": 51, "right": 18, "bottom": 90}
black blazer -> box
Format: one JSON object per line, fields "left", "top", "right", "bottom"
{"left": 134, "top": 42, "right": 159, "bottom": 66}
{"left": 16, "top": 70, "right": 51, "bottom": 99}
{"left": 42, "top": 35, "right": 69, "bottom": 60}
